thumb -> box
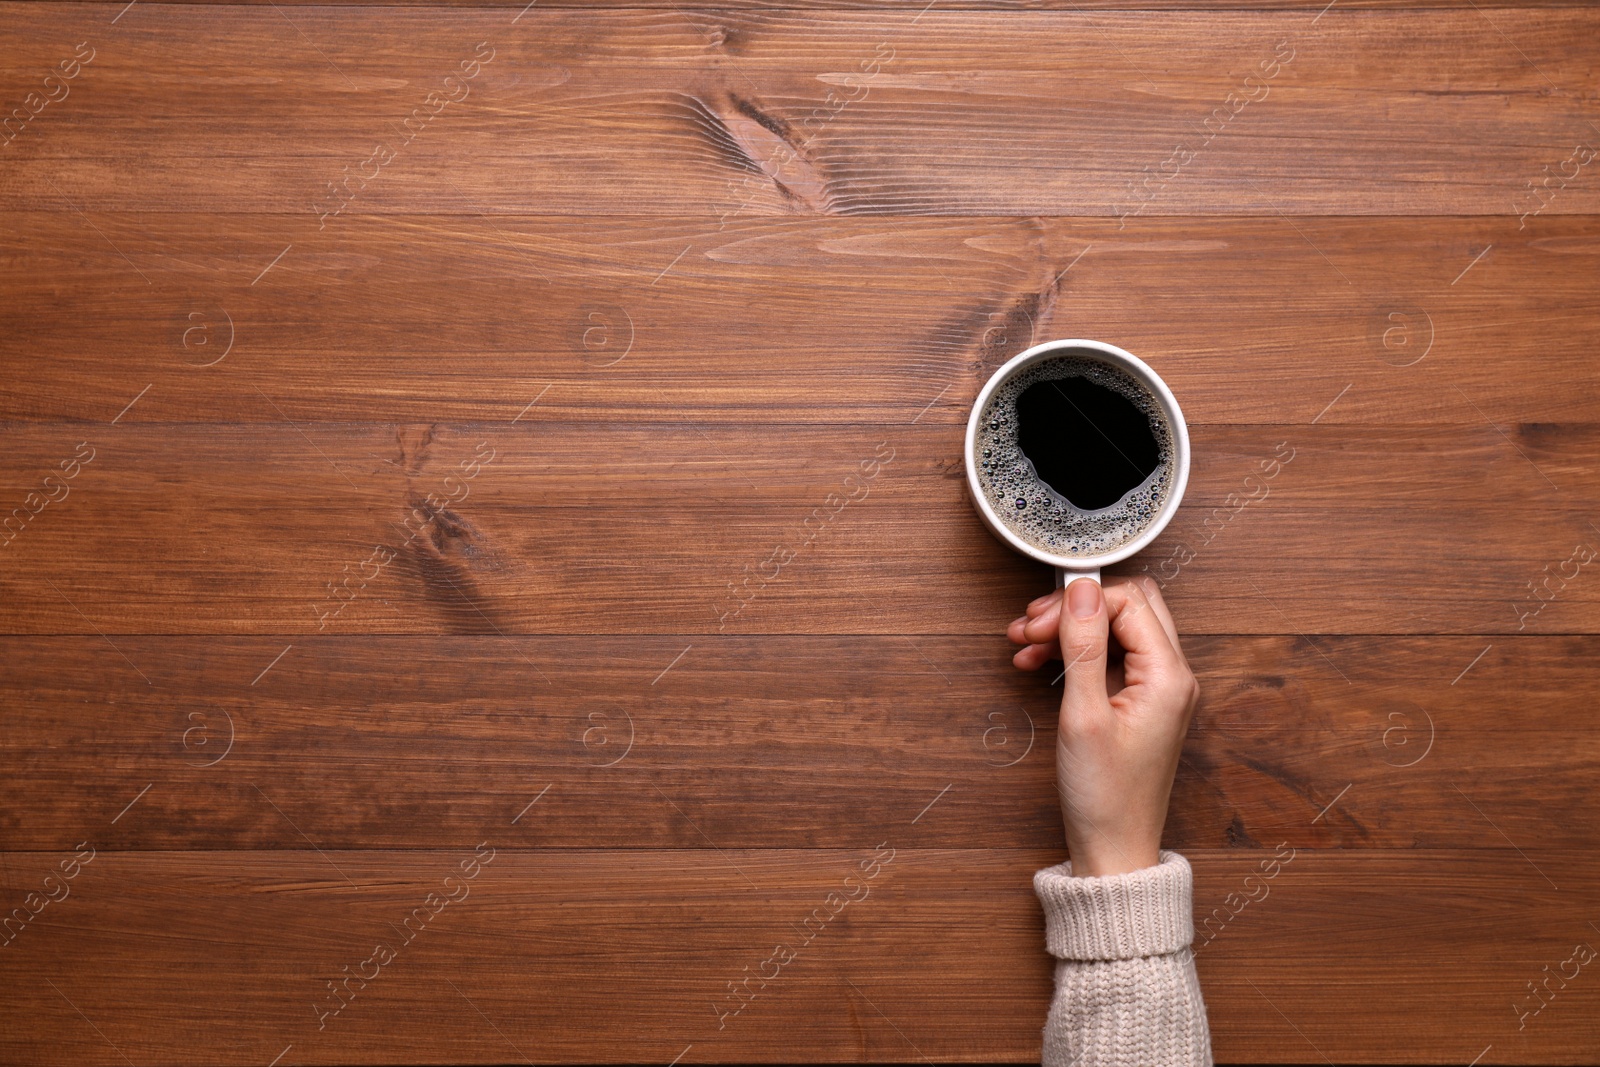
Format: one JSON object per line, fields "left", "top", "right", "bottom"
{"left": 1060, "top": 578, "right": 1109, "bottom": 715}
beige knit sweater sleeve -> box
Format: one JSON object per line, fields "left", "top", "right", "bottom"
{"left": 1033, "top": 849, "right": 1213, "bottom": 1066}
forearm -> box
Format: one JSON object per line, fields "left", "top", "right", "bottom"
{"left": 1033, "top": 850, "right": 1212, "bottom": 1067}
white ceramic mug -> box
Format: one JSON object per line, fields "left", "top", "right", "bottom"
{"left": 964, "top": 338, "right": 1191, "bottom": 588}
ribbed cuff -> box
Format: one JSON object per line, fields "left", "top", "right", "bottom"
{"left": 1033, "top": 849, "right": 1194, "bottom": 961}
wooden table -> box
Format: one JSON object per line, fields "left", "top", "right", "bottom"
{"left": 3, "top": 0, "right": 1598, "bottom": 1062}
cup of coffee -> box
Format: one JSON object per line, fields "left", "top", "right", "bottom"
{"left": 964, "top": 339, "right": 1190, "bottom": 587}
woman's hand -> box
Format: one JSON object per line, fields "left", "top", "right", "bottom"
{"left": 1007, "top": 576, "right": 1200, "bottom": 877}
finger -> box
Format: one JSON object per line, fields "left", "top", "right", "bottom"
{"left": 1059, "top": 578, "right": 1110, "bottom": 715}
{"left": 1007, "top": 615, "right": 1033, "bottom": 646}
{"left": 1106, "top": 581, "right": 1184, "bottom": 680}
{"left": 1104, "top": 576, "right": 1181, "bottom": 660}
{"left": 1023, "top": 600, "right": 1061, "bottom": 644}
{"left": 1026, "top": 589, "right": 1062, "bottom": 618}
{"left": 1134, "top": 575, "right": 1186, "bottom": 660}
{"left": 1011, "top": 641, "right": 1058, "bottom": 671}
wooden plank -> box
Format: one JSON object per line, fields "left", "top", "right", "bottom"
{"left": 0, "top": 634, "right": 1595, "bottom": 851}
{"left": 17, "top": 0, "right": 1597, "bottom": 9}
{"left": 0, "top": 848, "right": 1594, "bottom": 1063}
{"left": 3, "top": 213, "right": 1599, "bottom": 426}
{"left": 3, "top": 3, "right": 1597, "bottom": 1064}
{"left": 4, "top": 8, "right": 1599, "bottom": 216}
{"left": 3, "top": 421, "right": 1595, "bottom": 513}
{"left": 1192, "top": 850, "right": 1600, "bottom": 1063}
{"left": 0, "top": 420, "right": 1595, "bottom": 634}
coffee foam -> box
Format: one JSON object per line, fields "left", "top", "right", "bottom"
{"left": 974, "top": 354, "right": 1174, "bottom": 559}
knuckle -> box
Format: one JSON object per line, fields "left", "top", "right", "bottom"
{"left": 1063, "top": 635, "right": 1102, "bottom": 665}
{"left": 1062, "top": 708, "right": 1108, "bottom": 741}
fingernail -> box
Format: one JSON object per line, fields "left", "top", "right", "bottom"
{"left": 1068, "top": 578, "right": 1100, "bottom": 619}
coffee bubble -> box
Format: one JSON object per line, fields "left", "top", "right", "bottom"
{"left": 975, "top": 354, "right": 1173, "bottom": 558}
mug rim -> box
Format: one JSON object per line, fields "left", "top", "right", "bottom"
{"left": 963, "top": 338, "right": 1192, "bottom": 572}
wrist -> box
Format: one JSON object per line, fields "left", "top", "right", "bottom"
{"left": 1033, "top": 851, "right": 1195, "bottom": 961}
{"left": 1066, "top": 839, "right": 1161, "bottom": 878}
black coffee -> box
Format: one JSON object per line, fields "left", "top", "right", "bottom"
{"left": 1015, "top": 376, "right": 1161, "bottom": 511}
{"left": 974, "top": 353, "right": 1173, "bottom": 558}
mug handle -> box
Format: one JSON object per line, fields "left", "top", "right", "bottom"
{"left": 1055, "top": 566, "right": 1102, "bottom": 588}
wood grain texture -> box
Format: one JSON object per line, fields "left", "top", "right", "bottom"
{"left": 5, "top": 0, "right": 1600, "bottom": 1061}
{"left": 4, "top": 8, "right": 1600, "bottom": 216}
{"left": 23, "top": 0, "right": 1600, "bottom": 8}
{"left": 0, "top": 849, "right": 1595, "bottom": 1064}
{"left": 2, "top": 214, "right": 1599, "bottom": 425}
{"left": 1, "top": 421, "right": 1594, "bottom": 634}
{"left": 0, "top": 635, "right": 1595, "bottom": 851}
